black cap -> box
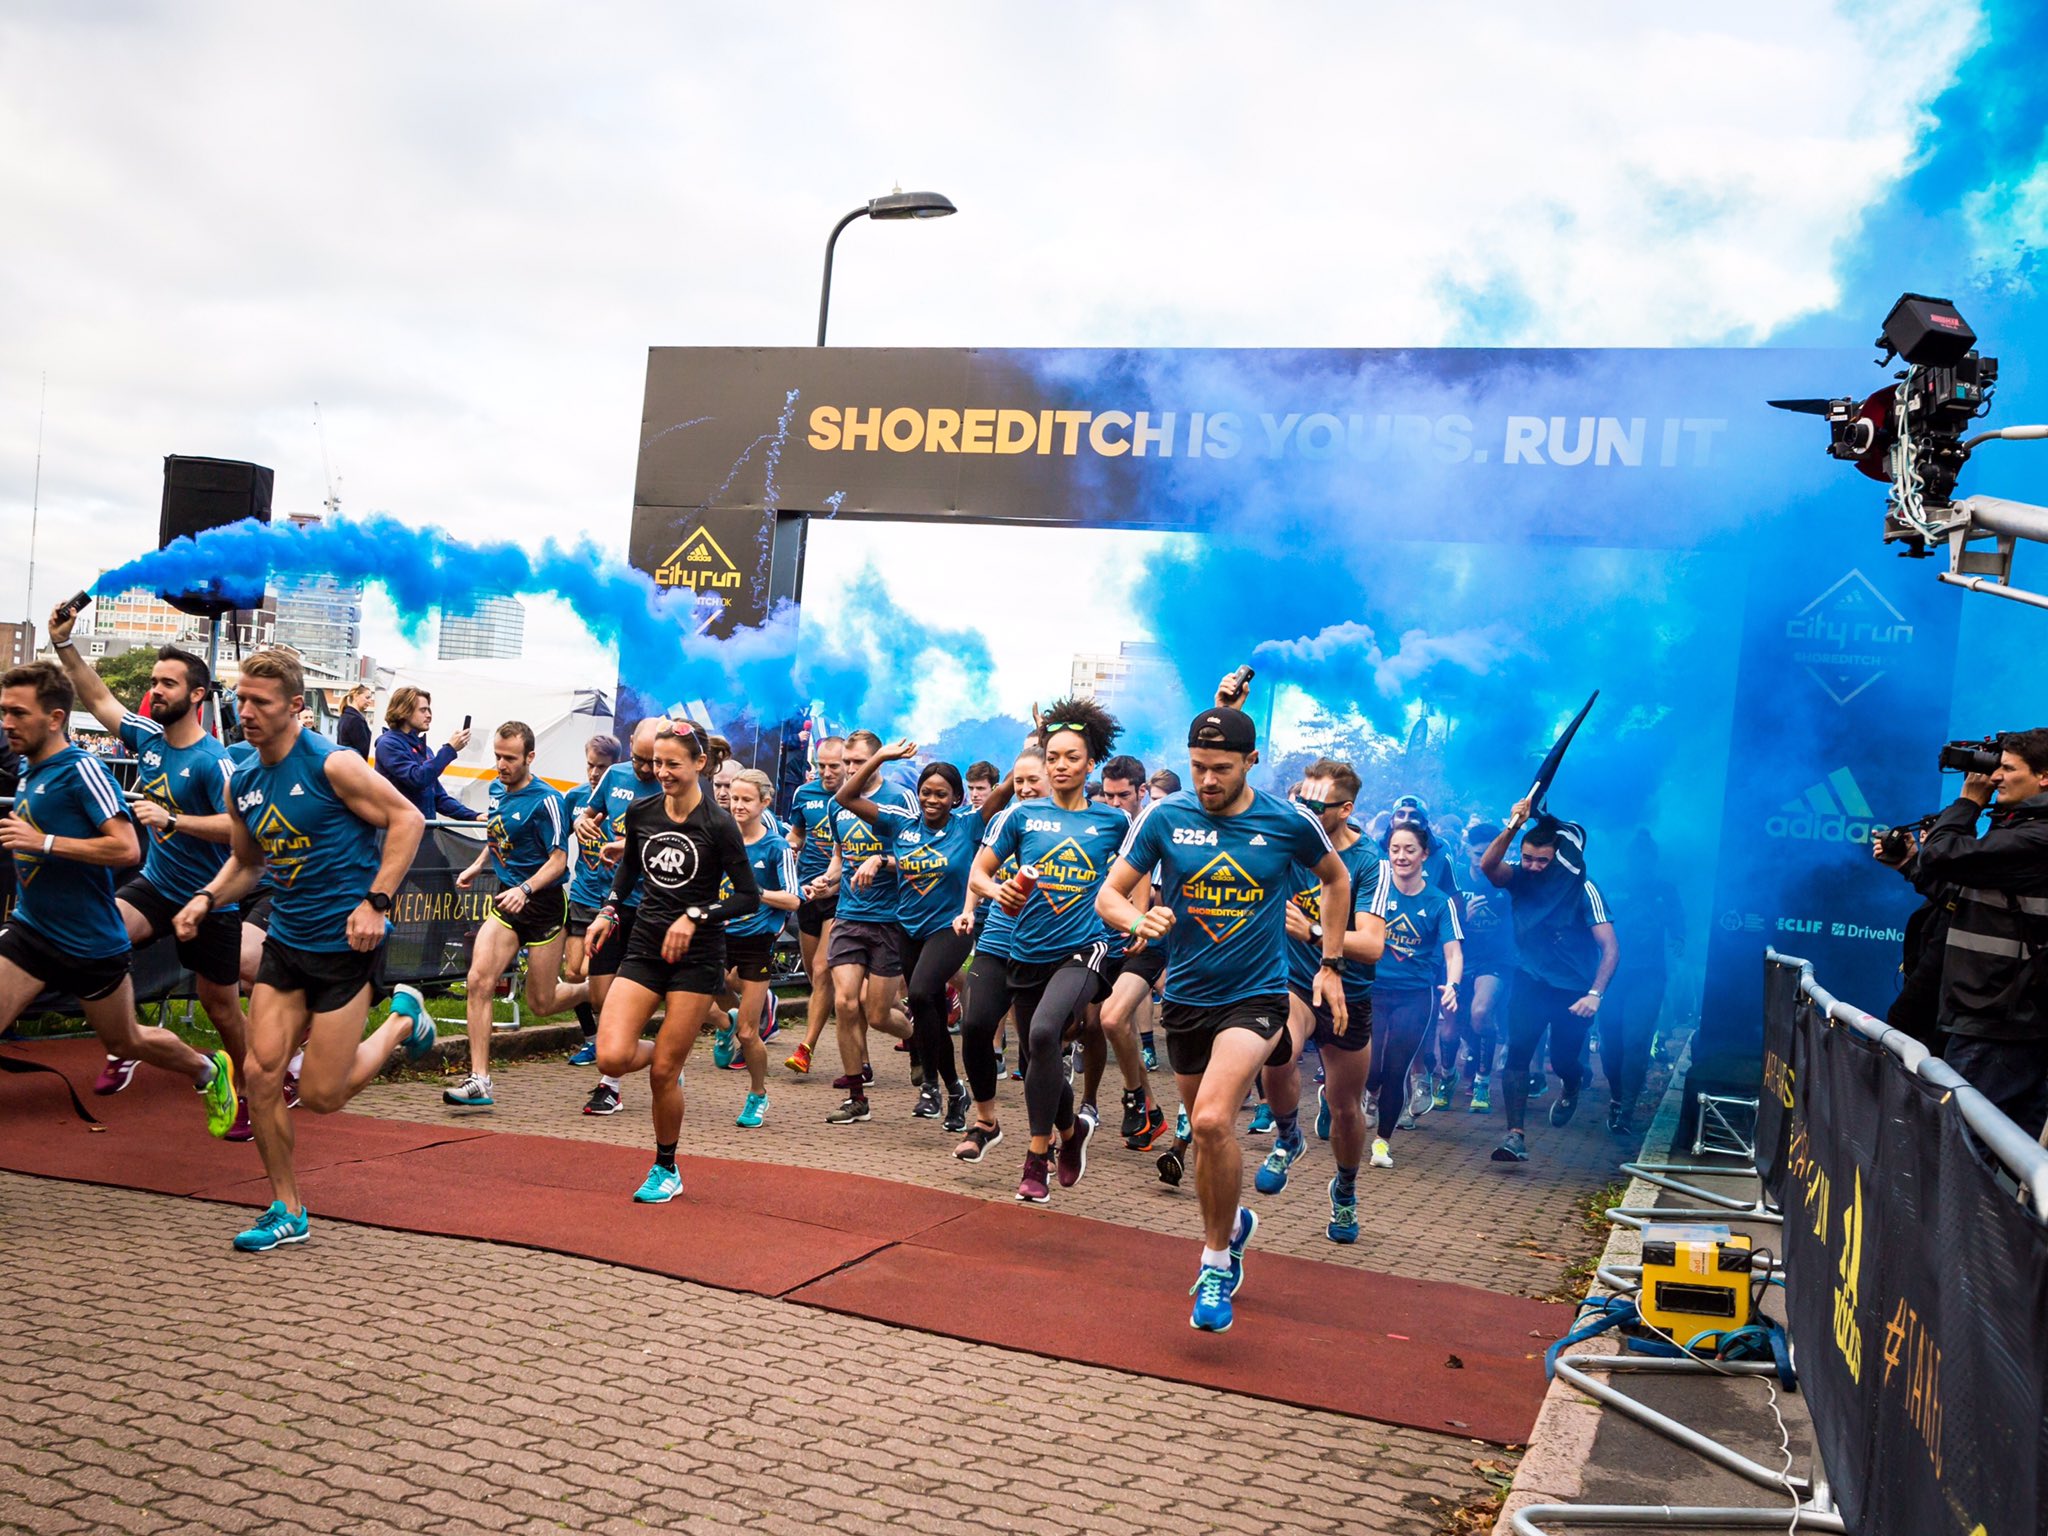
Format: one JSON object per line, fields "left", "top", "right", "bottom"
{"left": 1188, "top": 707, "right": 1256, "bottom": 752}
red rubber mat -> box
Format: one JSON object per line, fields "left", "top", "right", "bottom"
{"left": 1, "top": 1037, "right": 1563, "bottom": 1441}
{"left": 785, "top": 1200, "right": 1560, "bottom": 1444}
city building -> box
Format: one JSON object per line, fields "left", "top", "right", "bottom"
{"left": 271, "top": 513, "right": 366, "bottom": 682}
{"left": 0, "top": 620, "right": 35, "bottom": 668}
{"left": 438, "top": 592, "right": 525, "bottom": 661}
{"left": 1069, "top": 640, "right": 1170, "bottom": 715}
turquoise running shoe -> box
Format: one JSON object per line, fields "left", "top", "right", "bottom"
{"left": 388, "top": 984, "right": 436, "bottom": 1063}
{"left": 1227, "top": 1205, "right": 1258, "bottom": 1296}
{"left": 1248, "top": 1103, "right": 1274, "bottom": 1135}
{"left": 1253, "top": 1136, "right": 1300, "bottom": 1195}
{"left": 1315, "top": 1084, "right": 1331, "bottom": 1141}
{"left": 1326, "top": 1178, "right": 1359, "bottom": 1244}
{"left": 632, "top": 1164, "right": 682, "bottom": 1203}
{"left": 1173, "top": 1105, "right": 1190, "bottom": 1143}
{"left": 736, "top": 1092, "right": 768, "bottom": 1129}
{"left": 712, "top": 1022, "right": 738, "bottom": 1071}
{"left": 233, "top": 1201, "right": 309, "bottom": 1252}
{"left": 1189, "top": 1263, "right": 1233, "bottom": 1332}
{"left": 200, "top": 1048, "right": 238, "bottom": 1139}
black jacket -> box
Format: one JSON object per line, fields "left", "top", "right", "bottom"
{"left": 336, "top": 706, "right": 373, "bottom": 758}
{"left": 1917, "top": 792, "right": 2048, "bottom": 1041}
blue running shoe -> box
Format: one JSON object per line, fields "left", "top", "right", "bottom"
{"left": 736, "top": 1092, "right": 767, "bottom": 1129}
{"left": 1141, "top": 1042, "right": 1158, "bottom": 1072}
{"left": 632, "top": 1164, "right": 682, "bottom": 1203}
{"left": 388, "top": 984, "right": 436, "bottom": 1063}
{"left": 1254, "top": 1135, "right": 1300, "bottom": 1195}
{"left": 712, "top": 1017, "right": 738, "bottom": 1070}
{"left": 1315, "top": 1084, "right": 1331, "bottom": 1141}
{"left": 1227, "top": 1205, "right": 1258, "bottom": 1296}
{"left": 1326, "top": 1177, "right": 1359, "bottom": 1244}
{"left": 1248, "top": 1103, "right": 1274, "bottom": 1136}
{"left": 568, "top": 1040, "right": 597, "bottom": 1067}
{"left": 233, "top": 1201, "right": 309, "bottom": 1253}
{"left": 1189, "top": 1263, "right": 1233, "bottom": 1332}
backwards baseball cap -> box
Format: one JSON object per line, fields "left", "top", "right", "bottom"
{"left": 1188, "top": 707, "right": 1256, "bottom": 752}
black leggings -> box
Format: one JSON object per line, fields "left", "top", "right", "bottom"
{"left": 900, "top": 926, "right": 972, "bottom": 1090}
{"left": 1010, "top": 960, "right": 1104, "bottom": 1141}
{"left": 1365, "top": 989, "right": 1434, "bottom": 1138}
{"left": 1503, "top": 972, "right": 1594, "bottom": 1129}
{"left": 1599, "top": 965, "right": 1663, "bottom": 1110}
{"left": 960, "top": 953, "right": 1015, "bottom": 1104}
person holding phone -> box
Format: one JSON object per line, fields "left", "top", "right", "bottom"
{"left": 371, "top": 687, "right": 480, "bottom": 822}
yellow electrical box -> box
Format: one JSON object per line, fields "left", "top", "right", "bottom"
{"left": 1639, "top": 1223, "right": 1753, "bottom": 1339}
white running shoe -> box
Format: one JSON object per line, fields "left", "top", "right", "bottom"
{"left": 1370, "top": 1136, "right": 1394, "bottom": 1169}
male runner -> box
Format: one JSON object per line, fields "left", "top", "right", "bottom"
{"left": 972, "top": 698, "right": 1130, "bottom": 1203}
{"left": 444, "top": 722, "right": 587, "bottom": 1108}
{"left": 1438, "top": 823, "right": 1513, "bottom": 1113}
{"left": 572, "top": 718, "right": 664, "bottom": 1115}
{"left": 1253, "top": 760, "right": 1385, "bottom": 1230}
{"left": 176, "top": 649, "right": 435, "bottom": 1250}
{"left": 0, "top": 662, "right": 238, "bottom": 1135}
{"left": 1099, "top": 694, "right": 1351, "bottom": 1333}
{"left": 818, "top": 730, "right": 916, "bottom": 1123}
{"left": 1094, "top": 752, "right": 1165, "bottom": 1146}
{"left": 783, "top": 735, "right": 845, "bottom": 1075}
{"left": 1478, "top": 801, "right": 1619, "bottom": 1163}
{"left": 560, "top": 733, "right": 621, "bottom": 1064}
{"left": 586, "top": 722, "right": 758, "bottom": 1201}
{"left": 49, "top": 611, "right": 249, "bottom": 1132}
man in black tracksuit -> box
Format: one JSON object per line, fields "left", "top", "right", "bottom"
{"left": 1915, "top": 727, "right": 2048, "bottom": 1136}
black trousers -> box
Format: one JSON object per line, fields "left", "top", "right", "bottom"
{"left": 1503, "top": 972, "right": 1594, "bottom": 1130}
{"left": 899, "top": 926, "right": 972, "bottom": 1090}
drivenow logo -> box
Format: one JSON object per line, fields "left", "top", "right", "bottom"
{"left": 1766, "top": 768, "right": 1885, "bottom": 844}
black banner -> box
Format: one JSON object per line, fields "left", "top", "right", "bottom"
{"left": 1763, "top": 962, "right": 2048, "bottom": 1535}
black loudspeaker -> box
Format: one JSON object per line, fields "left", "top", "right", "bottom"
{"left": 159, "top": 455, "right": 273, "bottom": 617}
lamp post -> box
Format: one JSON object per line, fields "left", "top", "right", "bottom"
{"left": 816, "top": 189, "right": 957, "bottom": 345}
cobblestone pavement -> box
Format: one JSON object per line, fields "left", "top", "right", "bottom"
{"left": 351, "top": 1017, "right": 1633, "bottom": 1298}
{"left": 1, "top": 1173, "right": 1497, "bottom": 1536}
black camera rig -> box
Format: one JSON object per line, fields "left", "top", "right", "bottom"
{"left": 1774, "top": 292, "right": 2048, "bottom": 612}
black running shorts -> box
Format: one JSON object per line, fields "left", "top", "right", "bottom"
{"left": 117, "top": 875, "right": 241, "bottom": 988}
{"left": 614, "top": 922, "right": 726, "bottom": 998}
{"left": 725, "top": 931, "right": 776, "bottom": 984}
{"left": 797, "top": 890, "right": 838, "bottom": 936}
{"left": 0, "top": 921, "right": 129, "bottom": 1003}
{"left": 1290, "top": 984, "right": 1373, "bottom": 1052}
{"left": 486, "top": 887, "right": 567, "bottom": 949}
{"left": 254, "top": 937, "right": 380, "bottom": 1015}
{"left": 586, "top": 905, "right": 640, "bottom": 977}
{"left": 1160, "top": 994, "right": 1292, "bottom": 1077}
{"left": 1111, "top": 945, "right": 1167, "bottom": 991}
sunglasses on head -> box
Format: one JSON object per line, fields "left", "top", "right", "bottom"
{"left": 1043, "top": 722, "right": 1085, "bottom": 736}
{"left": 1298, "top": 797, "right": 1349, "bottom": 815}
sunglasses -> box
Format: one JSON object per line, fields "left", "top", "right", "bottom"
{"left": 1298, "top": 797, "right": 1351, "bottom": 815}
{"left": 1043, "top": 722, "right": 1086, "bottom": 736}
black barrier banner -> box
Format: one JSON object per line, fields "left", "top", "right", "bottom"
{"left": 1764, "top": 969, "right": 2048, "bottom": 1535}
{"left": 1755, "top": 957, "right": 1800, "bottom": 1185}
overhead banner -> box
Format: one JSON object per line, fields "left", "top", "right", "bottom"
{"left": 1764, "top": 965, "right": 2048, "bottom": 1535}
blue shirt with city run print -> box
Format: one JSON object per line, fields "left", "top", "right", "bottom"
{"left": 1117, "top": 788, "right": 1334, "bottom": 1007}
{"left": 828, "top": 784, "right": 916, "bottom": 924}
{"left": 589, "top": 761, "right": 662, "bottom": 908}
{"left": 874, "top": 805, "right": 984, "bottom": 940}
{"left": 228, "top": 728, "right": 383, "bottom": 953}
{"left": 487, "top": 777, "right": 566, "bottom": 887}
{"left": 1367, "top": 868, "right": 1464, "bottom": 992}
{"left": 1284, "top": 836, "right": 1383, "bottom": 1004}
{"left": 118, "top": 711, "right": 237, "bottom": 908}
{"left": 725, "top": 826, "right": 797, "bottom": 939}
{"left": 562, "top": 782, "right": 613, "bottom": 907}
{"left": 9, "top": 744, "right": 134, "bottom": 959}
{"left": 982, "top": 799, "right": 1130, "bottom": 965}
{"left": 788, "top": 780, "right": 839, "bottom": 887}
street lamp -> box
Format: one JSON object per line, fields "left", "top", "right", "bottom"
{"left": 816, "top": 188, "right": 957, "bottom": 345}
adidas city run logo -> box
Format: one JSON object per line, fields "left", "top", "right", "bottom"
{"left": 289, "top": 784, "right": 306, "bottom": 796}
{"left": 1249, "top": 834, "right": 1268, "bottom": 846}
{"left": 1766, "top": 768, "right": 1886, "bottom": 844}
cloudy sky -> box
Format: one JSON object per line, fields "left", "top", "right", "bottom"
{"left": 0, "top": 1, "right": 1990, "bottom": 721}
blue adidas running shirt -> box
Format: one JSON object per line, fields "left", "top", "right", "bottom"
{"left": 1284, "top": 836, "right": 1383, "bottom": 1003}
{"left": 981, "top": 799, "right": 1130, "bottom": 964}
{"left": 725, "top": 826, "right": 798, "bottom": 938}
{"left": 787, "top": 780, "right": 838, "bottom": 886}
{"left": 1367, "top": 869, "right": 1465, "bottom": 992}
{"left": 828, "top": 784, "right": 915, "bottom": 924}
{"left": 10, "top": 744, "right": 133, "bottom": 959}
{"left": 875, "top": 804, "right": 984, "bottom": 940}
{"left": 228, "top": 729, "right": 383, "bottom": 953}
{"left": 589, "top": 761, "right": 662, "bottom": 908}
{"left": 487, "top": 777, "right": 566, "bottom": 887}
{"left": 119, "top": 712, "right": 236, "bottom": 908}
{"left": 1118, "top": 788, "right": 1334, "bottom": 1007}
{"left": 562, "top": 782, "right": 614, "bottom": 906}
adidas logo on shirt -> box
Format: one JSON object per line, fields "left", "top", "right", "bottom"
{"left": 289, "top": 784, "right": 306, "bottom": 797}
{"left": 1249, "top": 834, "right": 1268, "bottom": 846}
{"left": 179, "top": 768, "right": 191, "bottom": 778}
{"left": 1765, "top": 768, "right": 1881, "bottom": 843}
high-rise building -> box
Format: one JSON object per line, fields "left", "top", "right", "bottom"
{"left": 1069, "top": 640, "right": 1170, "bottom": 715}
{"left": 438, "top": 592, "right": 525, "bottom": 661}
{"left": 271, "top": 513, "right": 365, "bottom": 683}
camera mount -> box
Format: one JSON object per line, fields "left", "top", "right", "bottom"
{"left": 1772, "top": 292, "right": 2048, "bottom": 612}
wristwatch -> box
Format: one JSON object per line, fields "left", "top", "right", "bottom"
{"left": 685, "top": 905, "right": 708, "bottom": 922}
{"left": 365, "top": 890, "right": 394, "bottom": 914}
{"left": 1320, "top": 956, "right": 1346, "bottom": 974}
{"left": 1309, "top": 922, "right": 1324, "bottom": 941}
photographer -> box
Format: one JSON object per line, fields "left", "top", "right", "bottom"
{"left": 1914, "top": 728, "right": 2048, "bottom": 1135}
{"left": 1870, "top": 818, "right": 1952, "bottom": 1053}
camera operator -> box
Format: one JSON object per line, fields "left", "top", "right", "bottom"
{"left": 1914, "top": 728, "right": 2048, "bottom": 1135}
{"left": 1869, "top": 817, "right": 1951, "bottom": 1054}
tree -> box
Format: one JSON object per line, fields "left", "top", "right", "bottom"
{"left": 93, "top": 646, "right": 158, "bottom": 710}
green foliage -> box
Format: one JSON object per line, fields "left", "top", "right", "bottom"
{"left": 93, "top": 646, "right": 159, "bottom": 710}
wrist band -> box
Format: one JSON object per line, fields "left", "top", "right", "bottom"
{"left": 41, "top": 832, "right": 53, "bottom": 854}
{"left": 1586, "top": 988, "right": 1603, "bottom": 998}
{"left": 1128, "top": 917, "right": 1144, "bottom": 938}
{"left": 195, "top": 890, "right": 216, "bottom": 912}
